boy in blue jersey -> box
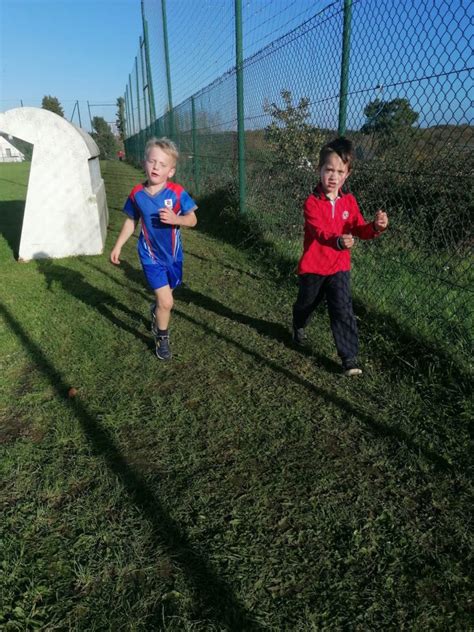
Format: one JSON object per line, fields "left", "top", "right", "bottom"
{"left": 110, "top": 138, "right": 198, "bottom": 360}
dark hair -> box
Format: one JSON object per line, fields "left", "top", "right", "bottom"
{"left": 318, "top": 137, "right": 354, "bottom": 171}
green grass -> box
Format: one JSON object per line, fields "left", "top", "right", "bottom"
{"left": 1, "top": 162, "right": 472, "bottom": 630}
{"left": 0, "top": 162, "right": 31, "bottom": 262}
{"left": 242, "top": 194, "right": 473, "bottom": 372}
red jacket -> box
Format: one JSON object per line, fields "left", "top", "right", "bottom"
{"left": 298, "top": 185, "right": 379, "bottom": 276}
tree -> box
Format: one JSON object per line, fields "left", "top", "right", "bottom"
{"left": 263, "top": 89, "right": 321, "bottom": 169}
{"left": 116, "top": 97, "right": 126, "bottom": 141}
{"left": 361, "top": 97, "right": 419, "bottom": 141}
{"left": 259, "top": 90, "right": 323, "bottom": 234}
{"left": 91, "top": 116, "right": 119, "bottom": 159}
{"left": 41, "top": 95, "right": 64, "bottom": 117}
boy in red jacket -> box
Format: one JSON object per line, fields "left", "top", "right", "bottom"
{"left": 292, "top": 137, "right": 388, "bottom": 376}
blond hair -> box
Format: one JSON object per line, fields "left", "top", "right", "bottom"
{"left": 144, "top": 137, "right": 179, "bottom": 163}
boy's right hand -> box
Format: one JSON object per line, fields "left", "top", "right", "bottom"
{"left": 374, "top": 210, "right": 388, "bottom": 232}
{"left": 339, "top": 234, "right": 355, "bottom": 249}
{"left": 110, "top": 246, "right": 121, "bottom": 265}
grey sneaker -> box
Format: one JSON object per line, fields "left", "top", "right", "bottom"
{"left": 292, "top": 326, "right": 306, "bottom": 346}
{"left": 150, "top": 303, "right": 159, "bottom": 337}
{"left": 156, "top": 335, "right": 172, "bottom": 361}
{"left": 342, "top": 358, "right": 362, "bottom": 376}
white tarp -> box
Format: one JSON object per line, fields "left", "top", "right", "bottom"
{"left": 0, "top": 107, "right": 108, "bottom": 260}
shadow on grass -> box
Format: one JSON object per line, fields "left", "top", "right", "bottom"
{"left": 35, "top": 259, "right": 153, "bottom": 351}
{"left": 0, "top": 301, "right": 263, "bottom": 631}
{"left": 82, "top": 258, "right": 149, "bottom": 300}
{"left": 109, "top": 254, "right": 457, "bottom": 471}
{"left": 110, "top": 260, "right": 338, "bottom": 372}
{"left": 186, "top": 248, "right": 265, "bottom": 280}
{"left": 174, "top": 284, "right": 340, "bottom": 374}
{"left": 90, "top": 256, "right": 333, "bottom": 371}
{"left": 353, "top": 298, "right": 472, "bottom": 438}
{"left": 196, "top": 186, "right": 472, "bottom": 435}
{"left": 196, "top": 187, "right": 296, "bottom": 278}
{"left": 172, "top": 306, "right": 458, "bottom": 472}
{"left": 0, "top": 200, "right": 26, "bottom": 259}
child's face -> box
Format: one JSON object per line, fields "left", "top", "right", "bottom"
{"left": 319, "top": 152, "right": 349, "bottom": 198}
{"left": 144, "top": 146, "right": 176, "bottom": 187}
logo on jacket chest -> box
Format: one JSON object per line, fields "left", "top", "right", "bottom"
{"left": 342, "top": 210, "right": 350, "bottom": 220}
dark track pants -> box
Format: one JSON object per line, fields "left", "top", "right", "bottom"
{"left": 292, "top": 271, "right": 359, "bottom": 361}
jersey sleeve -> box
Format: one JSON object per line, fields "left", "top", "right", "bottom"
{"left": 123, "top": 186, "right": 142, "bottom": 221}
{"left": 123, "top": 197, "right": 139, "bottom": 220}
{"left": 179, "top": 190, "right": 198, "bottom": 215}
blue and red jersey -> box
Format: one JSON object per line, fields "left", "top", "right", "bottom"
{"left": 123, "top": 182, "right": 197, "bottom": 266}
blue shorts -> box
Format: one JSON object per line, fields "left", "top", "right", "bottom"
{"left": 142, "top": 260, "right": 182, "bottom": 291}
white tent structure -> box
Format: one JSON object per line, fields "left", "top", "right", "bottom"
{"left": 0, "top": 107, "right": 108, "bottom": 261}
{"left": 0, "top": 135, "right": 25, "bottom": 162}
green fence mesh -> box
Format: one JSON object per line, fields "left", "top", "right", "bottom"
{"left": 124, "top": 0, "right": 473, "bottom": 368}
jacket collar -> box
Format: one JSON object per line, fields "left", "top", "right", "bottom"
{"left": 313, "top": 183, "right": 348, "bottom": 201}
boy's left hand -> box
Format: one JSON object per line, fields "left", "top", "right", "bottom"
{"left": 374, "top": 210, "right": 389, "bottom": 232}
{"left": 159, "top": 207, "right": 177, "bottom": 225}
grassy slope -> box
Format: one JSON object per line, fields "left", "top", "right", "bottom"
{"left": 0, "top": 162, "right": 472, "bottom": 631}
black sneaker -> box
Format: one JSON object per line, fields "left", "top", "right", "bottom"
{"left": 292, "top": 326, "right": 306, "bottom": 346}
{"left": 150, "top": 303, "right": 159, "bottom": 338}
{"left": 156, "top": 335, "right": 172, "bottom": 361}
{"left": 342, "top": 358, "right": 362, "bottom": 376}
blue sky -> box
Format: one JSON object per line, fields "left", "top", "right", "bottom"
{"left": 0, "top": 0, "right": 330, "bottom": 131}
{"left": 0, "top": 0, "right": 142, "bottom": 127}
{"left": 1, "top": 0, "right": 472, "bottom": 134}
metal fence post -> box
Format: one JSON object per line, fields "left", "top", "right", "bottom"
{"left": 161, "top": 0, "right": 174, "bottom": 138}
{"left": 139, "top": 37, "right": 149, "bottom": 129}
{"left": 141, "top": 0, "right": 156, "bottom": 125}
{"left": 87, "top": 100, "right": 93, "bottom": 132}
{"left": 192, "top": 96, "right": 199, "bottom": 194}
{"left": 135, "top": 56, "right": 142, "bottom": 132}
{"left": 235, "top": 0, "right": 246, "bottom": 214}
{"left": 124, "top": 88, "right": 131, "bottom": 139}
{"left": 128, "top": 74, "right": 135, "bottom": 135}
{"left": 338, "top": 0, "right": 353, "bottom": 136}
{"left": 70, "top": 101, "right": 77, "bottom": 123}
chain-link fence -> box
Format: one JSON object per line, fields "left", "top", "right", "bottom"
{"left": 124, "top": 0, "right": 473, "bottom": 369}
